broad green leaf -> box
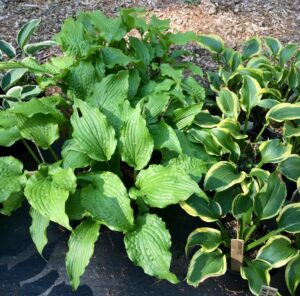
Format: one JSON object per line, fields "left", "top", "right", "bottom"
{"left": 135, "top": 165, "right": 200, "bottom": 208}
{"left": 102, "top": 47, "right": 134, "bottom": 68}
{"left": 24, "top": 166, "right": 76, "bottom": 230}
{"left": 0, "top": 126, "right": 21, "bottom": 147}
{"left": 182, "top": 76, "right": 205, "bottom": 103}
{"left": 24, "top": 40, "right": 57, "bottom": 55}
{"left": 0, "top": 40, "right": 16, "bottom": 58}
{"left": 185, "top": 228, "right": 223, "bottom": 254}
{"left": 124, "top": 213, "right": 178, "bottom": 284}
{"left": 173, "top": 103, "right": 203, "bottom": 129}
{"left": 0, "top": 156, "right": 26, "bottom": 202}
{"left": 65, "top": 192, "right": 86, "bottom": 221}
{"left": 285, "top": 255, "right": 300, "bottom": 296}
{"left": 194, "top": 111, "right": 220, "bottom": 128}
{"left": 187, "top": 248, "right": 226, "bottom": 287}
{"left": 257, "top": 235, "right": 298, "bottom": 268}
{"left": 204, "top": 161, "right": 246, "bottom": 192}
{"left": 242, "top": 37, "right": 261, "bottom": 60}
{"left": 265, "top": 37, "right": 282, "bottom": 56}
{"left": 250, "top": 168, "right": 270, "bottom": 187}
{"left": 278, "top": 155, "right": 300, "bottom": 182}
{"left": 148, "top": 121, "right": 182, "bottom": 154}
{"left": 167, "top": 155, "right": 208, "bottom": 182}
{"left": 71, "top": 99, "right": 117, "bottom": 162}
{"left": 241, "top": 259, "right": 272, "bottom": 295}
{"left": 214, "top": 186, "right": 241, "bottom": 215}
{"left": 216, "top": 89, "right": 240, "bottom": 120}
{"left": 0, "top": 192, "right": 24, "bottom": 216}
{"left": 288, "top": 65, "right": 298, "bottom": 89}
{"left": 279, "top": 44, "right": 298, "bottom": 66}
{"left": 160, "top": 63, "right": 183, "bottom": 84}
{"left": 267, "top": 103, "right": 300, "bottom": 122}
{"left": 232, "top": 192, "right": 254, "bottom": 225}
{"left": 181, "top": 194, "right": 222, "bottom": 223}
{"left": 144, "top": 93, "right": 170, "bottom": 121}
{"left": 1, "top": 68, "right": 27, "bottom": 91}
{"left": 259, "top": 139, "right": 291, "bottom": 164}
{"left": 17, "top": 19, "right": 41, "bottom": 48}
{"left": 217, "top": 118, "right": 247, "bottom": 139}
{"left": 257, "top": 99, "right": 279, "bottom": 109}
{"left": 240, "top": 75, "right": 262, "bottom": 115}
{"left": 80, "top": 172, "right": 134, "bottom": 232}
{"left": 211, "top": 128, "right": 240, "bottom": 162}
{"left": 254, "top": 172, "right": 286, "bottom": 220}
{"left": 277, "top": 203, "right": 300, "bottom": 233}
{"left": 66, "top": 219, "right": 100, "bottom": 290}
{"left": 62, "top": 139, "right": 91, "bottom": 170}
{"left": 120, "top": 106, "right": 153, "bottom": 170}
{"left": 29, "top": 208, "right": 50, "bottom": 255}
{"left": 196, "top": 34, "right": 224, "bottom": 54}
{"left": 167, "top": 31, "right": 196, "bottom": 45}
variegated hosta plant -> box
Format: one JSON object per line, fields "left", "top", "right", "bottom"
{"left": 182, "top": 35, "right": 300, "bottom": 295}
{"left": 0, "top": 9, "right": 217, "bottom": 291}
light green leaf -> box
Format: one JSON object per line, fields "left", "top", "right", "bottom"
{"left": 144, "top": 93, "right": 170, "bottom": 121}
{"left": 257, "top": 235, "right": 298, "bottom": 268}
{"left": 185, "top": 228, "right": 223, "bottom": 254}
{"left": 241, "top": 259, "right": 272, "bottom": 295}
{"left": 267, "top": 103, "right": 300, "bottom": 122}
{"left": 196, "top": 34, "right": 224, "bottom": 54}
{"left": 265, "top": 37, "right": 282, "bottom": 56}
{"left": 216, "top": 88, "right": 240, "bottom": 120}
{"left": 0, "top": 192, "right": 24, "bottom": 216}
{"left": 80, "top": 172, "right": 134, "bottom": 232}
{"left": 24, "top": 40, "right": 57, "bottom": 55}
{"left": 17, "top": 19, "right": 41, "bottom": 48}
{"left": 29, "top": 208, "right": 50, "bottom": 255}
{"left": 279, "top": 44, "right": 298, "bottom": 66}
{"left": 135, "top": 164, "right": 200, "bottom": 208}
{"left": 120, "top": 106, "right": 153, "bottom": 170}
{"left": 124, "top": 213, "right": 178, "bottom": 284}
{"left": 240, "top": 75, "right": 262, "bottom": 115}
{"left": 102, "top": 47, "right": 134, "bottom": 68}
{"left": 254, "top": 172, "right": 286, "bottom": 220}
{"left": 242, "top": 37, "right": 261, "bottom": 60}
{"left": 24, "top": 166, "right": 76, "bottom": 230}
{"left": 0, "top": 126, "right": 21, "bottom": 147}
{"left": 277, "top": 203, "right": 300, "bottom": 233}
{"left": 71, "top": 99, "right": 117, "bottom": 162}
{"left": 0, "top": 39, "right": 16, "bottom": 58}
{"left": 173, "top": 103, "right": 203, "bottom": 129}
{"left": 187, "top": 248, "right": 226, "bottom": 287}
{"left": 66, "top": 219, "right": 100, "bottom": 290}
{"left": 278, "top": 155, "right": 300, "bottom": 182}
{"left": 259, "top": 139, "right": 291, "bottom": 164}
{"left": 167, "top": 31, "right": 196, "bottom": 45}
{"left": 204, "top": 161, "right": 246, "bottom": 192}
{"left": 285, "top": 255, "right": 300, "bottom": 296}
{"left": 0, "top": 156, "right": 26, "bottom": 203}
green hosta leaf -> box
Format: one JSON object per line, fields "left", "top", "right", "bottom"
{"left": 242, "top": 37, "right": 261, "bottom": 60}
{"left": 187, "top": 248, "right": 226, "bottom": 287}
{"left": 80, "top": 172, "right": 134, "bottom": 232}
{"left": 211, "top": 128, "right": 240, "bottom": 162}
{"left": 288, "top": 65, "right": 298, "bottom": 89}
{"left": 66, "top": 219, "right": 100, "bottom": 290}
{"left": 0, "top": 126, "right": 21, "bottom": 147}
{"left": 185, "top": 228, "right": 223, "bottom": 254}
{"left": 259, "top": 139, "right": 291, "bottom": 164}
{"left": 216, "top": 89, "right": 240, "bottom": 120}
{"left": 241, "top": 259, "right": 272, "bottom": 295}
{"left": 148, "top": 121, "right": 182, "bottom": 154}
{"left": 277, "top": 203, "right": 300, "bottom": 233}
{"left": 182, "top": 77, "right": 205, "bottom": 103}
{"left": 29, "top": 208, "right": 50, "bottom": 255}
{"left": 254, "top": 172, "right": 286, "bottom": 220}
{"left": 265, "top": 37, "right": 282, "bottom": 56}
{"left": 160, "top": 63, "right": 183, "bottom": 84}
{"left": 24, "top": 40, "right": 57, "bottom": 55}
{"left": 66, "top": 192, "right": 86, "bottom": 221}
{"left": 144, "top": 93, "right": 170, "bottom": 121}
{"left": 204, "top": 161, "right": 246, "bottom": 192}
{"left": 257, "top": 235, "right": 298, "bottom": 268}
{"left": 257, "top": 99, "right": 279, "bottom": 109}
{"left": 120, "top": 106, "right": 153, "bottom": 170}
{"left": 217, "top": 118, "right": 247, "bottom": 139}
{"left": 285, "top": 255, "right": 300, "bottom": 296}
{"left": 232, "top": 192, "right": 254, "bottom": 225}
{"left": 167, "top": 155, "right": 208, "bottom": 182}
{"left": 62, "top": 139, "right": 91, "bottom": 170}
{"left": 102, "top": 47, "right": 134, "bottom": 68}
{"left": 250, "top": 168, "right": 270, "bottom": 187}
{"left": 124, "top": 213, "right": 178, "bottom": 284}
{"left": 196, "top": 34, "right": 224, "bottom": 54}
{"left": 0, "top": 192, "right": 24, "bottom": 216}
{"left": 267, "top": 103, "right": 300, "bottom": 122}
{"left": 0, "top": 156, "right": 26, "bottom": 203}
{"left": 17, "top": 19, "right": 41, "bottom": 48}
{"left": 240, "top": 75, "right": 262, "bottom": 115}
{"left": 167, "top": 31, "right": 196, "bottom": 45}
{"left": 181, "top": 194, "right": 222, "bottom": 223}
{"left": 24, "top": 166, "right": 76, "bottom": 230}
{"left": 194, "top": 111, "right": 220, "bottom": 128}
{"left": 1, "top": 68, "right": 28, "bottom": 91}
{"left": 135, "top": 165, "right": 200, "bottom": 208}
{"left": 214, "top": 186, "right": 241, "bottom": 215}
{"left": 71, "top": 99, "right": 117, "bottom": 162}
{"left": 0, "top": 40, "right": 16, "bottom": 58}
{"left": 279, "top": 44, "right": 298, "bottom": 66}
{"left": 278, "top": 155, "right": 300, "bottom": 182}
{"left": 173, "top": 103, "right": 203, "bottom": 129}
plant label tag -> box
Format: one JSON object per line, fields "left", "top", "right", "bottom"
{"left": 259, "top": 285, "right": 278, "bottom": 296}
{"left": 230, "top": 239, "right": 244, "bottom": 272}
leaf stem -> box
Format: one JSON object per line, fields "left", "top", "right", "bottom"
{"left": 244, "top": 218, "right": 260, "bottom": 242}
{"left": 217, "top": 221, "right": 231, "bottom": 246}
{"left": 245, "top": 229, "right": 281, "bottom": 251}
{"left": 34, "top": 143, "right": 45, "bottom": 163}
{"left": 255, "top": 123, "right": 268, "bottom": 142}
{"left": 49, "top": 146, "right": 59, "bottom": 161}
{"left": 21, "top": 139, "right": 41, "bottom": 165}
